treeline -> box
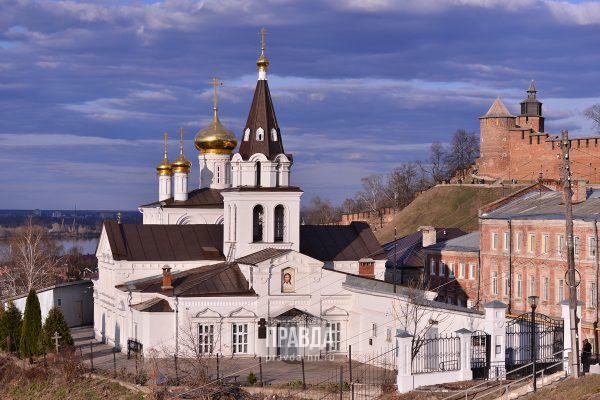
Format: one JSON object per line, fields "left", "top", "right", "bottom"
{"left": 302, "top": 129, "right": 479, "bottom": 224}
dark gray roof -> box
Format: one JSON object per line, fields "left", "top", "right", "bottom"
{"left": 424, "top": 232, "right": 480, "bottom": 253}
{"left": 481, "top": 190, "right": 600, "bottom": 221}
{"left": 103, "top": 221, "right": 224, "bottom": 261}
{"left": 236, "top": 248, "right": 292, "bottom": 265}
{"left": 300, "top": 222, "right": 387, "bottom": 261}
{"left": 131, "top": 298, "right": 173, "bottom": 312}
{"left": 383, "top": 228, "right": 467, "bottom": 267}
{"left": 116, "top": 262, "right": 256, "bottom": 298}
{"left": 140, "top": 188, "right": 223, "bottom": 208}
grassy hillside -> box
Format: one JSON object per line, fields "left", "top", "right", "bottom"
{"left": 375, "top": 184, "right": 525, "bottom": 244}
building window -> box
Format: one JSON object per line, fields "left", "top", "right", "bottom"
{"left": 589, "top": 282, "right": 597, "bottom": 309}
{"left": 543, "top": 277, "right": 549, "bottom": 301}
{"left": 504, "top": 273, "right": 509, "bottom": 296}
{"left": 253, "top": 205, "right": 264, "bottom": 242}
{"left": 503, "top": 232, "right": 510, "bottom": 251}
{"left": 326, "top": 322, "right": 341, "bottom": 351}
{"left": 271, "top": 128, "right": 278, "bottom": 141}
{"left": 438, "top": 261, "right": 445, "bottom": 276}
{"left": 469, "top": 264, "right": 476, "bottom": 280}
{"left": 372, "top": 323, "right": 377, "bottom": 337}
{"left": 448, "top": 263, "right": 455, "bottom": 278}
{"left": 274, "top": 205, "right": 285, "bottom": 242}
{"left": 557, "top": 235, "right": 564, "bottom": 256}
{"left": 529, "top": 275, "right": 535, "bottom": 297}
{"left": 589, "top": 237, "right": 597, "bottom": 259}
{"left": 542, "top": 234, "right": 549, "bottom": 254}
{"left": 574, "top": 236, "right": 580, "bottom": 258}
{"left": 492, "top": 271, "right": 498, "bottom": 295}
{"left": 386, "top": 328, "right": 392, "bottom": 342}
{"left": 243, "top": 128, "right": 250, "bottom": 141}
{"left": 232, "top": 323, "right": 248, "bottom": 354}
{"left": 216, "top": 165, "right": 221, "bottom": 183}
{"left": 256, "top": 127, "right": 264, "bottom": 141}
{"left": 459, "top": 263, "right": 465, "bottom": 278}
{"left": 198, "top": 324, "right": 214, "bottom": 354}
{"left": 255, "top": 161, "right": 261, "bottom": 186}
{"left": 492, "top": 232, "right": 498, "bottom": 251}
{"left": 430, "top": 259, "right": 436, "bottom": 275}
{"left": 527, "top": 233, "right": 535, "bottom": 254}
{"left": 57, "top": 298, "right": 62, "bottom": 307}
{"left": 516, "top": 233, "right": 522, "bottom": 252}
{"left": 558, "top": 279, "right": 564, "bottom": 302}
{"left": 517, "top": 274, "right": 522, "bottom": 297}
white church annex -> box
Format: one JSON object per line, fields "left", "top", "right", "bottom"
{"left": 93, "top": 34, "right": 399, "bottom": 360}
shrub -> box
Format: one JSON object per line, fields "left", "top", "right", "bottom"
{"left": 20, "top": 289, "right": 42, "bottom": 358}
{"left": 0, "top": 302, "right": 22, "bottom": 353}
{"left": 42, "top": 306, "right": 73, "bottom": 352}
{"left": 247, "top": 371, "right": 257, "bottom": 385}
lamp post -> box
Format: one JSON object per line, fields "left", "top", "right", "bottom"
{"left": 529, "top": 295, "right": 539, "bottom": 391}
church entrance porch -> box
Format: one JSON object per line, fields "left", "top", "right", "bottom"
{"left": 270, "top": 308, "right": 325, "bottom": 359}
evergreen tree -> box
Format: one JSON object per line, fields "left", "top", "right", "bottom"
{"left": 19, "top": 289, "right": 42, "bottom": 357}
{"left": 0, "top": 301, "right": 22, "bottom": 352}
{"left": 42, "top": 306, "right": 73, "bottom": 351}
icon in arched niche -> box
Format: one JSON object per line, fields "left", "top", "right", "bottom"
{"left": 282, "top": 267, "right": 295, "bottom": 293}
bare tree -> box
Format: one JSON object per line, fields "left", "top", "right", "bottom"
{"left": 392, "top": 278, "right": 448, "bottom": 362}
{"left": 445, "top": 129, "right": 479, "bottom": 180}
{"left": 301, "top": 196, "right": 339, "bottom": 225}
{"left": 357, "top": 174, "right": 390, "bottom": 213}
{"left": 340, "top": 198, "right": 359, "bottom": 214}
{"left": 387, "top": 164, "right": 419, "bottom": 209}
{"left": 1, "top": 218, "right": 62, "bottom": 296}
{"left": 585, "top": 104, "right": 600, "bottom": 133}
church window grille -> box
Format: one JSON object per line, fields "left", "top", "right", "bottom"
{"left": 198, "top": 324, "right": 214, "bottom": 354}
{"left": 274, "top": 205, "right": 285, "bottom": 242}
{"left": 256, "top": 162, "right": 261, "bottom": 186}
{"left": 256, "top": 127, "right": 264, "bottom": 141}
{"left": 326, "top": 322, "right": 341, "bottom": 352}
{"left": 271, "top": 128, "right": 278, "bottom": 141}
{"left": 232, "top": 323, "right": 248, "bottom": 354}
{"left": 253, "top": 205, "right": 264, "bottom": 242}
{"left": 243, "top": 128, "right": 250, "bottom": 141}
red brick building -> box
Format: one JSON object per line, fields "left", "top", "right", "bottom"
{"left": 474, "top": 82, "right": 600, "bottom": 183}
{"left": 478, "top": 183, "right": 600, "bottom": 341}
{"left": 423, "top": 232, "right": 480, "bottom": 308}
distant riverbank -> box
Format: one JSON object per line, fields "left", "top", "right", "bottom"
{"left": 0, "top": 237, "right": 99, "bottom": 259}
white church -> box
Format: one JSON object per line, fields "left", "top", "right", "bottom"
{"left": 93, "top": 37, "right": 421, "bottom": 360}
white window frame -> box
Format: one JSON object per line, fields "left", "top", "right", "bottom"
{"left": 542, "top": 234, "right": 549, "bottom": 254}
{"left": 459, "top": 263, "right": 465, "bottom": 279}
{"left": 516, "top": 233, "right": 522, "bottom": 252}
{"left": 589, "top": 282, "right": 597, "bottom": 309}
{"left": 558, "top": 279, "right": 564, "bottom": 303}
{"left": 527, "top": 233, "right": 535, "bottom": 254}
{"left": 504, "top": 273, "right": 509, "bottom": 296}
{"left": 491, "top": 271, "right": 498, "bottom": 295}
{"left": 557, "top": 235, "right": 564, "bottom": 256}
{"left": 326, "top": 322, "right": 341, "bottom": 352}
{"left": 574, "top": 236, "right": 580, "bottom": 258}
{"left": 232, "top": 323, "right": 249, "bottom": 354}
{"left": 517, "top": 274, "right": 522, "bottom": 298}
{"left": 503, "top": 232, "right": 510, "bottom": 252}
{"left": 543, "top": 277, "right": 549, "bottom": 301}
{"left": 198, "top": 323, "right": 215, "bottom": 355}
{"left": 589, "top": 236, "right": 597, "bottom": 259}
{"left": 492, "top": 232, "right": 498, "bottom": 251}
{"left": 468, "top": 263, "right": 476, "bottom": 280}
{"left": 529, "top": 275, "right": 535, "bottom": 297}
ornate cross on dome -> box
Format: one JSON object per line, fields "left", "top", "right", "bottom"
{"left": 259, "top": 27, "right": 268, "bottom": 53}
{"left": 163, "top": 132, "right": 169, "bottom": 158}
{"left": 208, "top": 77, "right": 223, "bottom": 113}
{"left": 179, "top": 127, "right": 184, "bottom": 155}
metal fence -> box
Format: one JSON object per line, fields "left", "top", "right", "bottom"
{"left": 411, "top": 335, "right": 461, "bottom": 374}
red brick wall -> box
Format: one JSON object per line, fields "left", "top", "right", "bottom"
{"left": 477, "top": 117, "right": 514, "bottom": 179}
{"left": 424, "top": 250, "right": 480, "bottom": 307}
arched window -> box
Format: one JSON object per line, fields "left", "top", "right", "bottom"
{"left": 256, "top": 161, "right": 261, "bottom": 187}
{"left": 243, "top": 128, "right": 250, "bottom": 141}
{"left": 253, "top": 205, "right": 264, "bottom": 242}
{"left": 256, "top": 127, "right": 264, "bottom": 141}
{"left": 274, "top": 205, "right": 284, "bottom": 242}
{"left": 271, "top": 128, "right": 278, "bottom": 141}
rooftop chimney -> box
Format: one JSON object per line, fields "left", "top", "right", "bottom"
{"left": 161, "top": 265, "right": 173, "bottom": 291}
{"left": 419, "top": 226, "right": 436, "bottom": 247}
{"left": 358, "top": 258, "right": 375, "bottom": 278}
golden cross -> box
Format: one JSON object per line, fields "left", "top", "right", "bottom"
{"left": 179, "top": 127, "right": 184, "bottom": 155}
{"left": 208, "top": 77, "right": 223, "bottom": 112}
{"left": 259, "top": 27, "right": 268, "bottom": 53}
{"left": 163, "top": 132, "right": 169, "bottom": 157}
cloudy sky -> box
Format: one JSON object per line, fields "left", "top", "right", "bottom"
{"left": 1, "top": 0, "right": 600, "bottom": 210}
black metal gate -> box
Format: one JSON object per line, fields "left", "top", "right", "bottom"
{"left": 505, "top": 312, "right": 563, "bottom": 377}
{"left": 471, "top": 330, "right": 491, "bottom": 379}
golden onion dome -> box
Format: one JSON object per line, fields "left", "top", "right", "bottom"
{"left": 156, "top": 133, "right": 172, "bottom": 176}
{"left": 171, "top": 153, "right": 191, "bottom": 173}
{"left": 194, "top": 111, "right": 238, "bottom": 154}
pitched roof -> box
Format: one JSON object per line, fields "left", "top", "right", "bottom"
{"left": 299, "top": 222, "right": 387, "bottom": 261}
{"left": 236, "top": 248, "right": 292, "bottom": 265}
{"left": 238, "top": 80, "right": 285, "bottom": 160}
{"left": 424, "top": 231, "right": 480, "bottom": 253}
{"left": 140, "top": 188, "right": 223, "bottom": 209}
{"left": 103, "top": 221, "right": 224, "bottom": 261}
{"left": 131, "top": 298, "right": 173, "bottom": 312}
{"left": 116, "top": 262, "right": 256, "bottom": 297}
{"left": 383, "top": 228, "right": 467, "bottom": 267}
{"left": 482, "top": 97, "right": 513, "bottom": 118}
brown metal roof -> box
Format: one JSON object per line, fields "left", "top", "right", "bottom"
{"left": 235, "top": 248, "right": 292, "bottom": 265}
{"left": 238, "top": 80, "right": 285, "bottom": 160}
{"left": 300, "top": 222, "right": 387, "bottom": 261}
{"left": 116, "top": 262, "right": 256, "bottom": 298}
{"left": 130, "top": 298, "right": 173, "bottom": 312}
{"left": 140, "top": 188, "right": 224, "bottom": 208}
{"left": 103, "top": 221, "right": 224, "bottom": 261}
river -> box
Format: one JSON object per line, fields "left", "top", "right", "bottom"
{"left": 0, "top": 237, "right": 99, "bottom": 259}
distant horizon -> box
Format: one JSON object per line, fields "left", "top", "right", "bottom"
{"left": 1, "top": 1, "right": 600, "bottom": 209}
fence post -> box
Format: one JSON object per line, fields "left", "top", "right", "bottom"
{"left": 396, "top": 330, "right": 414, "bottom": 393}
{"left": 90, "top": 341, "right": 94, "bottom": 371}
{"left": 113, "top": 347, "right": 117, "bottom": 377}
{"left": 348, "top": 345, "right": 353, "bottom": 383}
{"left": 339, "top": 365, "right": 343, "bottom": 400}
{"left": 455, "top": 328, "right": 473, "bottom": 381}
{"left": 301, "top": 357, "right": 306, "bottom": 390}
{"left": 484, "top": 300, "right": 507, "bottom": 379}
{"left": 216, "top": 353, "right": 220, "bottom": 381}
{"left": 259, "top": 356, "right": 263, "bottom": 387}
